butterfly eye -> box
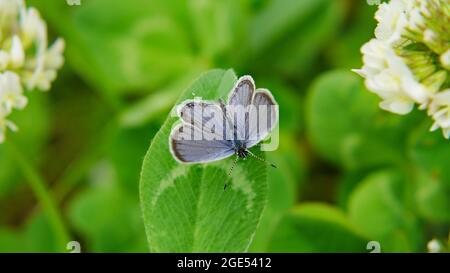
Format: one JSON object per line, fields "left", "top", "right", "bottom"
{"left": 186, "top": 102, "right": 194, "bottom": 108}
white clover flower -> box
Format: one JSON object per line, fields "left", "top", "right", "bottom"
{"left": 30, "top": 38, "right": 65, "bottom": 91}
{"left": 0, "top": 71, "right": 27, "bottom": 113}
{"left": 10, "top": 35, "right": 25, "bottom": 68}
{"left": 354, "top": 0, "right": 450, "bottom": 138}
{"left": 0, "top": 0, "right": 64, "bottom": 143}
{"left": 374, "top": 0, "right": 410, "bottom": 44}
{"left": 353, "top": 39, "right": 430, "bottom": 114}
{"left": 0, "top": 0, "right": 22, "bottom": 19}
{"left": 45, "top": 38, "right": 65, "bottom": 69}
{"left": 427, "top": 239, "right": 442, "bottom": 253}
{"left": 441, "top": 49, "right": 450, "bottom": 70}
{"left": 428, "top": 89, "right": 450, "bottom": 139}
{"left": 0, "top": 51, "right": 9, "bottom": 70}
{"left": 20, "top": 7, "right": 46, "bottom": 47}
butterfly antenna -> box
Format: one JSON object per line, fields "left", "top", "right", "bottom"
{"left": 225, "top": 156, "right": 239, "bottom": 190}
{"left": 247, "top": 150, "right": 277, "bottom": 168}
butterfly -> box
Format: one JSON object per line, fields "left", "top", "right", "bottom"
{"left": 169, "top": 75, "right": 278, "bottom": 187}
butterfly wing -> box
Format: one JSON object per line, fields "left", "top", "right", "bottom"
{"left": 170, "top": 123, "right": 235, "bottom": 163}
{"left": 228, "top": 76, "right": 255, "bottom": 107}
{"left": 177, "top": 100, "right": 233, "bottom": 141}
{"left": 227, "top": 76, "right": 255, "bottom": 142}
{"left": 172, "top": 101, "right": 234, "bottom": 163}
{"left": 246, "top": 88, "right": 279, "bottom": 148}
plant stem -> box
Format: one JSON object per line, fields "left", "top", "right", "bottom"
{"left": 8, "top": 141, "right": 70, "bottom": 252}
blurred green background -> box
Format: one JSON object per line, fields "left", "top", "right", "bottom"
{"left": 0, "top": 0, "right": 449, "bottom": 252}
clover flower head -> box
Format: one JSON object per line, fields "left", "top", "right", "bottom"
{"left": 354, "top": 0, "right": 450, "bottom": 138}
{"left": 0, "top": 0, "right": 64, "bottom": 143}
{"left": 353, "top": 38, "right": 430, "bottom": 114}
{"left": 0, "top": 71, "right": 27, "bottom": 112}
{"left": 427, "top": 238, "right": 443, "bottom": 253}
{"left": 374, "top": 0, "right": 410, "bottom": 44}
{"left": 428, "top": 89, "right": 450, "bottom": 138}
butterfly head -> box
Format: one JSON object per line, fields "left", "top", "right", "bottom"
{"left": 236, "top": 148, "right": 249, "bottom": 159}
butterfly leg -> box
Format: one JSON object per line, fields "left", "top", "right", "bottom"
{"left": 224, "top": 156, "right": 239, "bottom": 190}
{"left": 247, "top": 149, "right": 277, "bottom": 168}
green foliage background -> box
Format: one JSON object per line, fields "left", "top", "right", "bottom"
{"left": 0, "top": 0, "right": 448, "bottom": 252}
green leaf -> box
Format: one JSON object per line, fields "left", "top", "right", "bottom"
{"left": 118, "top": 73, "right": 198, "bottom": 128}
{"left": 69, "top": 179, "right": 147, "bottom": 252}
{"left": 32, "top": 0, "right": 250, "bottom": 97}
{"left": 415, "top": 171, "right": 450, "bottom": 224}
{"left": 31, "top": 0, "right": 196, "bottom": 97}
{"left": 1, "top": 213, "right": 68, "bottom": 253}
{"left": 187, "top": 0, "right": 250, "bottom": 61}
{"left": 74, "top": 0, "right": 196, "bottom": 93}
{"left": 0, "top": 229, "right": 24, "bottom": 253}
{"left": 348, "top": 170, "right": 423, "bottom": 252}
{"left": 337, "top": 170, "right": 368, "bottom": 211}
{"left": 410, "top": 122, "right": 450, "bottom": 186}
{"left": 266, "top": 203, "right": 368, "bottom": 252}
{"left": 255, "top": 78, "right": 305, "bottom": 132}
{"left": 249, "top": 133, "right": 307, "bottom": 252}
{"left": 409, "top": 123, "right": 450, "bottom": 223}
{"left": 248, "top": 0, "right": 345, "bottom": 76}
{"left": 0, "top": 213, "right": 63, "bottom": 253}
{"left": 244, "top": 78, "right": 306, "bottom": 252}
{"left": 108, "top": 124, "right": 159, "bottom": 195}
{"left": 329, "top": 2, "right": 378, "bottom": 69}
{"left": 23, "top": 213, "right": 61, "bottom": 252}
{"left": 140, "top": 69, "right": 268, "bottom": 252}
{"left": 306, "top": 70, "right": 420, "bottom": 170}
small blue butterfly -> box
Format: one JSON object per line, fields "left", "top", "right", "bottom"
{"left": 169, "top": 75, "right": 278, "bottom": 187}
